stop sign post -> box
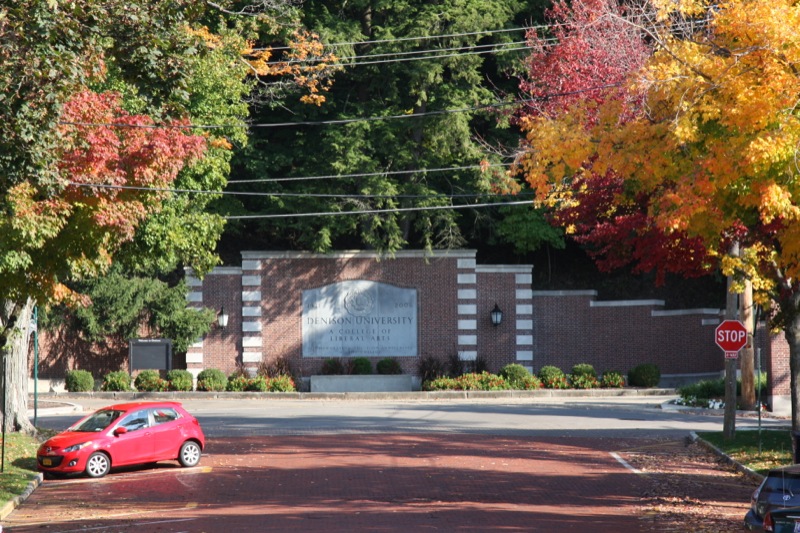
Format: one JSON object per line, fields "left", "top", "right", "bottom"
{"left": 715, "top": 320, "right": 748, "bottom": 359}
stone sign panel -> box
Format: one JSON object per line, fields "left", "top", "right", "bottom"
{"left": 302, "top": 280, "right": 418, "bottom": 357}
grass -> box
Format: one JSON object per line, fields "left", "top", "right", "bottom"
{"left": 699, "top": 429, "right": 796, "bottom": 475}
{"left": 0, "top": 432, "right": 42, "bottom": 504}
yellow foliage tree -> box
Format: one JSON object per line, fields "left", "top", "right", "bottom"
{"left": 516, "top": 0, "right": 800, "bottom": 427}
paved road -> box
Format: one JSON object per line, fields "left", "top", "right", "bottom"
{"left": 31, "top": 395, "right": 788, "bottom": 438}
{"left": 4, "top": 396, "right": 778, "bottom": 532}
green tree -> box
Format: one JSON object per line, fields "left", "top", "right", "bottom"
{"left": 223, "top": 0, "right": 539, "bottom": 255}
{"left": 0, "top": 0, "right": 265, "bottom": 433}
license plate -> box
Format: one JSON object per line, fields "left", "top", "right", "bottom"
{"left": 42, "top": 458, "right": 52, "bottom": 466}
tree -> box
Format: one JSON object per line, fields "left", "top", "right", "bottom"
{"left": 514, "top": 0, "right": 800, "bottom": 428}
{"left": 0, "top": 0, "right": 259, "bottom": 433}
{"left": 222, "top": 0, "right": 537, "bottom": 256}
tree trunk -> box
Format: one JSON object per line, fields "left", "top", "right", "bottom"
{"left": 1, "top": 298, "right": 35, "bottom": 435}
{"left": 740, "top": 280, "right": 756, "bottom": 410}
{"left": 788, "top": 309, "right": 800, "bottom": 432}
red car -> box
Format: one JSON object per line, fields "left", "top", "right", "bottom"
{"left": 37, "top": 401, "right": 205, "bottom": 478}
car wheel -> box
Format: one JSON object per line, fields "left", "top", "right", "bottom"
{"left": 85, "top": 452, "right": 111, "bottom": 478}
{"left": 179, "top": 441, "right": 201, "bottom": 467}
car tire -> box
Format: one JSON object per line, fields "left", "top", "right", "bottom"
{"left": 178, "top": 441, "right": 201, "bottom": 467}
{"left": 85, "top": 452, "right": 111, "bottom": 478}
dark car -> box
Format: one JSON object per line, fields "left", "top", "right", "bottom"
{"left": 745, "top": 465, "right": 800, "bottom": 530}
{"left": 764, "top": 506, "right": 800, "bottom": 532}
{"left": 37, "top": 401, "right": 205, "bottom": 478}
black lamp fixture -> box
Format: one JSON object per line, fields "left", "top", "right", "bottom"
{"left": 490, "top": 303, "right": 503, "bottom": 327}
{"left": 218, "top": 307, "right": 229, "bottom": 329}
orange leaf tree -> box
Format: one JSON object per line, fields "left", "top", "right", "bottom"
{"left": 515, "top": 0, "right": 800, "bottom": 427}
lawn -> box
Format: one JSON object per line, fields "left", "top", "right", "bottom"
{"left": 699, "top": 429, "right": 796, "bottom": 475}
{"left": 0, "top": 432, "right": 42, "bottom": 505}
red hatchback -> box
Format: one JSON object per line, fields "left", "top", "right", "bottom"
{"left": 37, "top": 401, "right": 205, "bottom": 478}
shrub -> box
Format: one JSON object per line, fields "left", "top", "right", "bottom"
{"left": 628, "top": 363, "right": 661, "bottom": 388}
{"left": 447, "top": 352, "right": 465, "bottom": 377}
{"left": 267, "top": 375, "right": 296, "bottom": 392}
{"left": 351, "top": 357, "right": 372, "bottom": 375}
{"left": 538, "top": 366, "right": 569, "bottom": 389}
{"left": 678, "top": 378, "right": 725, "bottom": 400}
{"left": 65, "top": 369, "right": 94, "bottom": 392}
{"left": 423, "top": 377, "right": 459, "bottom": 391}
{"left": 499, "top": 364, "right": 531, "bottom": 388}
{"left": 257, "top": 356, "right": 294, "bottom": 378}
{"left": 102, "top": 370, "right": 132, "bottom": 392}
{"left": 570, "top": 373, "right": 600, "bottom": 389}
{"left": 518, "top": 374, "right": 544, "bottom": 390}
{"left": 226, "top": 375, "right": 249, "bottom": 392}
{"left": 601, "top": 371, "right": 625, "bottom": 388}
{"left": 376, "top": 358, "right": 403, "bottom": 375}
{"left": 196, "top": 368, "right": 227, "bottom": 392}
{"left": 424, "top": 372, "right": 510, "bottom": 391}
{"left": 245, "top": 376, "right": 269, "bottom": 392}
{"left": 418, "top": 354, "right": 447, "bottom": 383}
{"left": 472, "top": 354, "right": 489, "bottom": 374}
{"left": 167, "top": 369, "right": 193, "bottom": 392}
{"left": 321, "top": 358, "right": 345, "bottom": 375}
{"left": 571, "top": 364, "right": 597, "bottom": 379}
{"left": 135, "top": 369, "right": 168, "bottom": 392}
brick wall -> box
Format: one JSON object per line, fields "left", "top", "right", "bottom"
{"left": 34, "top": 249, "right": 794, "bottom": 404}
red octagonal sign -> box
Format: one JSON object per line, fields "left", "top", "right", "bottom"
{"left": 715, "top": 319, "right": 748, "bottom": 357}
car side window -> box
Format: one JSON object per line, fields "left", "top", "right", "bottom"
{"left": 118, "top": 410, "right": 150, "bottom": 432}
{"left": 151, "top": 407, "right": 180, "bottom": 425}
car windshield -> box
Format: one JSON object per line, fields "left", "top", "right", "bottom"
{"left": 71, "top": 409, "right": 124, "bottom": 432}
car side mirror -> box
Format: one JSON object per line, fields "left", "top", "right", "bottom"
{"left": 114, "top": 427, "right": 128, "bottom": 436}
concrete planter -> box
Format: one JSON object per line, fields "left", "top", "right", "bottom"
{"left": 310, "top": 375, "right": 417, "bottom": 393}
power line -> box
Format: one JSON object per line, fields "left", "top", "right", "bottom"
{"left": 258, "top": 26, "right": 532, "bottom": 52}
{"left": 225, "top": 200, "right": 534, "bottom": 220}
{"left": 226, "top": 163, "right": 511, "bottom": 184}
{"left": 58, "top": 82, "right": 622, "bottom": 130}
{"left": 263, "top": 40, "right": 533, "bottom": 67}
{"left": 67, "top": 181, "right": 531, "bottom": 201}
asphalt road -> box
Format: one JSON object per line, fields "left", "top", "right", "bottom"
{"left": 4, "top": 396, "right": 780, "bottom": 532}
{"left": 32, "top": 395, "right": 789, "bottom": 438}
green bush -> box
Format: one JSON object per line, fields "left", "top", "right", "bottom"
{"left": 499, "top": 364, "right": 531, "bottom": 388}
{"left": 245, "top": 376, "right": 268, "bottom": 392}
{"left": 678, "top": 378, "right": 725, "bottom": 400}
{"left": 102, "top": 370, "right": 132, "bottom": 392}
{"left": 135, "top": 369, "right": 168, "bottom": 392}
{"left": 571, "top": 364, "right": 597, "bottom": 379}
{"left": 196, "top": 368, "right": 227, "bottom": 392}
{"left": 226, "top": 375, "right": 249, "bottom": 392}
{"left": 601, "top": 371, "right": 625, "bottom": 388}
{"left": 167, "top": 369, "right": 193, "bottom": 392}
{"left": 518, "top": 374, "right": 544, "bottom": 390}
{"left": 65, "top": 369, "right": 94, "bottom": 392}
{"left": 570, "top": 373, "right": 600, "bottom": 389}
{"left": 267, "top": 375, "right": 296, "bottom": 392}
{"left": 628, "top": 363, "right": 661, "bottom": 388}
{"left": 351, "top": 357, "right": 372, "bottom": 375}
{"left": 376, "top": 358, "right": 402, "bottom": 375}
{"left": 538, "top": 366, "right": 569, "bottom": 389}
{"left": 321, "top": 358, "right": 345, "bottom": 375}
{"left": 424, "top": 372, "right": 510, "bottom": 391}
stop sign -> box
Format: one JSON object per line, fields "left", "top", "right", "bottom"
{"left": 715, "top": 320, "right": 748, "bottom": 354}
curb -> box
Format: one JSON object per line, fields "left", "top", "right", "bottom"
{"left": 0, "top": 472, "right": 43, "bottom": 521}
{"left": 689, "top": 430, "right": 764, "bottom": 484}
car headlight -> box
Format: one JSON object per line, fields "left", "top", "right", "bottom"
{"left": 63, "top": 442, "right": 92, "bottom": 453}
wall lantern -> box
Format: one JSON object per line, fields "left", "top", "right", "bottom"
{"left": 218, "top": 307, "right": 229, "bottom": 329}
{"left": 490, "top": 303, "right": 503, "bottom": 327}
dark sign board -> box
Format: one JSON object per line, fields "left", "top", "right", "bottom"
{"left": 129, "top": 339, "right": 173, "bottom": 371}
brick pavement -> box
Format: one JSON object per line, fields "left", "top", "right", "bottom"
{"left": 5, "top": 434, "right": 653, "bottom": 532}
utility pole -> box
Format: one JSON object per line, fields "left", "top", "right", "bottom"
{"left": 723, "top": 243, "right": 740, "bottom": 440}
